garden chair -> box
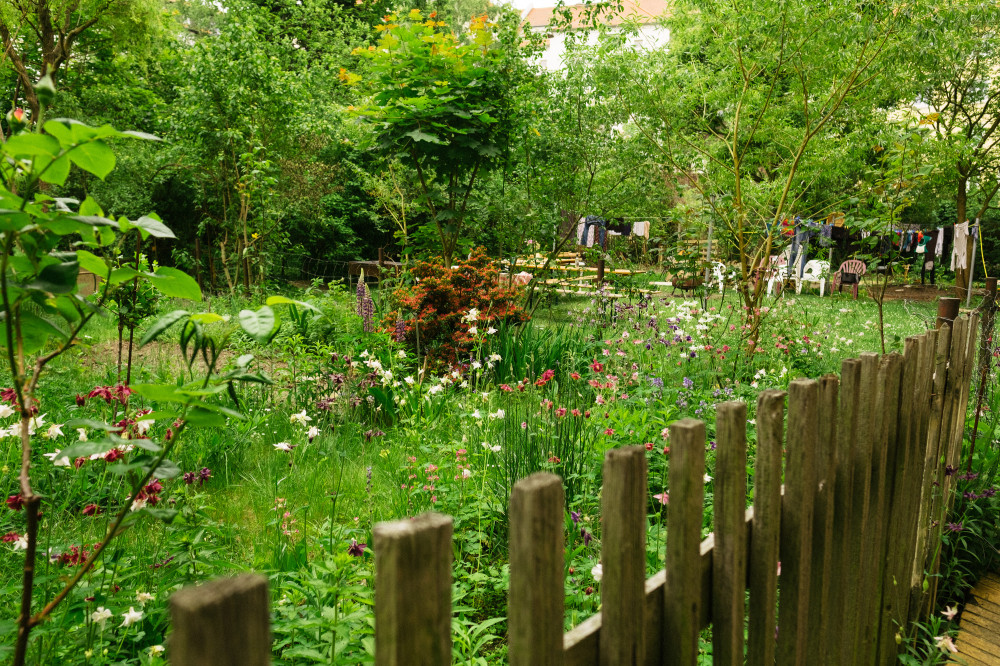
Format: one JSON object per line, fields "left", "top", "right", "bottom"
{"left": 793, "top": 260, "right": 829, "bottom": 296}
{"left": 709, "top": 261, "right": 727, "bottom": 294}
{"left": 832, "top": 258, "right": 867, "bottom": 299}
{"left": 764, "top": 255, "right": 788, "bottom": 296}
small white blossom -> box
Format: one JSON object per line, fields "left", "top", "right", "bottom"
{"left": 704, "top": 474, "right": 713, "bottom": 483}
{"left": 591, "top": 563, "right": 603, "bottom": 582}
{"left": 471, "top": 361, "right": 482, "bottom": 370}
{"left": 136, "top": 591, "right": 155, "bottom": 603}
{"left": 44, "top": 423, "right": 64, "bottom": 440}
{"left": 0, "top": 404, "right": 14, "bottom": 419}
{"left": 306, "top": 426, "right": 320, "bottom": 441}
{"left": 463, "top": 308, "right": 479, "bottom": 322}
{"left": 43, "top": 450, "right": 70, "bottom": 467}
{"left": 77, "top": 428, "right": 88, "bottom": 441}
{"left": 397, "top": 350, "right": 406, "bottom": 358}
{"left": 120, "top": 607, "right": 143, "bottom": 628}
{"left": 404, "top": 376, "right": 415, "bottom": 385}
{"left": 130, "top": 497, "right": 147, "bottom": 512}
{"left": 487, "top": 327, "right": 497, "bottom": 335}
{"left": 461, "top": 468, "right": 472, "bottom": 479}
{"left": 149, "top": 645, "right": 165, "bottom": 657}
{"left": 467, "top": 326, "right": 478, "bottom": 335}
{"left": 274, "top": 442, "right": 294, "bottom": 452}
{"left": 13, "top": 534, "right": 28, "bottom": 551}
{"left": 91, "top": 607, "right": 112, "bottom": 625}
{"left": 471, "top": 410, "right": 482, "bottom": 419}
{"left": 289, "top": 410, "right": 312, "bottom": 425}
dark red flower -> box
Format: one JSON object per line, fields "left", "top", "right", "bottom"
{"left": 82, "top": 504, "right": 101, "bottom": 516}
{"left": 589, "top": 360, "right": 604, "bottom": 372}
{"left": 2, "top": 531, "right": 20, "bottom": 543}
{"left": 347, "top": 539, "right": 366, "bottom": 557}
{"left": 75, "top": 394, "right": 86, "bottom": 407}
{"left": 198, "top": 467, "right": 212, "bottom": 484}
{"left": 0, "top": 388, "right": 16, "bottom": 404}
{"left": 87, "top": 386, "right": 114, "bottom": 404}
{"left": 75, "top": 457, "right": 86, "bottom": 469}
{"left": 104, "top": 448, "right": 123, "bottom": 463}
{"left": 6, "top": 494, "right": 24, "bottom": 511}
{"left": 183, "top": 472, "right": 195, "bottom": 485}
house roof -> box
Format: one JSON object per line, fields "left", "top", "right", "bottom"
{"left": 524, "top": 0, "right": 669, "bottom": 30}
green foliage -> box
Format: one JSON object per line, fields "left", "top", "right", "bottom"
{"left": 350, "top": 10, "right": 514, "bottom": 265}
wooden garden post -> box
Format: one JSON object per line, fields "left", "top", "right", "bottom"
{"left": 509, "top": 473, "right": 564, "bottom": 666}
{"left": 374, "top": 513, "right": 453, "bottom": 666}
{"left": 169, "top": 574, "right": 271, "bottom": 666}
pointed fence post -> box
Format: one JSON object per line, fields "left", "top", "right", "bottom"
{"left": 664, "top": 419, "right": 705, "bottom": 666}
{"left": 374, "top": 512, "right": 453, "bottom": 666}
{"left": 748, "top": 390, "right": 785, "bottom": 666}
{"left": 713, "top": 401, "right": 748, "bottom": 666}
{"left": 601, "top": 446, "right": 647, "bottom": 665}
{"left": 777, "top": 379, "right": 818, "bottom": 666}
{"left": 169, "top": 574, "right": 271, "bottom": 666}
{"left": 509, "top": 473, "right": 564, "bottom": 666}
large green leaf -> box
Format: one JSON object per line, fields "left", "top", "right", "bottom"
{"left": 4, "top": 134, "right": 60, "bottom": 158}
{"left": 147, "top": 267, "right": 202, "bottom": 301}
{"left": 123, "top": 215, "right": 176, "bottom": 239}
{"left": 140, "top": 310, "right": 190, "bottom": 346}
{"left": 32, "top": 261, "right": 80, "bottom": 294}
{"left": 67, "top": 140, "right": 116, "bottom": 180}
{"left": 76, "top": 250, "right": 110, "bottom": 279}
{"left": 239, "top": 306, "right": 277, "bottom": 344}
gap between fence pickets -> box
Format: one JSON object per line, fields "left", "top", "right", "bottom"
{"left": 563, "top": 505, "right": 758, "bottom": 660}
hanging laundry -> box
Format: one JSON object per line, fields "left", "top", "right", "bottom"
{"left": 579, "top": 215, "right": 607, "bottom": 247}
{"left": 935, "top": 227, "right": 944, "bottom": 256}
{"left": 819, "top": 224, "right": 833, "bottom": 247}
{"left": 952, "top": 221, "right": 969, "bottom": 271}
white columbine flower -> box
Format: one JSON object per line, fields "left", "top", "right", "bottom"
{"left": 130, "top": 497, "right": 147, "bottom": 512}
{"left": 0, "top": 404, "right": 14, "bottom": 419}
{"left": 274, "top": 442, "right": 294, "bottom": 452}
{"left": 491, "top": 409, "right": 505, "bottom": 419}
{"left": 397, "top": 350, "right": 406, "bottom": 358}
{"left": 120, "top": 607, "right": 143, "bottom": 628}
{"left": 471, "top": 361, "right": 482, "bottom": 370}
{"left": 149, "top": 645, "right": 165, "bottom": 657}
{"left": 289, "top": 410, "right": 311, "bottom": 425}
{"left": 704, "top": 474, "right": 713, "bottom": 483}
{"left": 43, "top": 450, "right": 70, "bottom": 467}
{"left": 488, "top": 353, "right": 501, "bottom": 362}
{"left": 91, "top": 607, "right": 112, "bottom": 625}
{"left": 135, "top": 417, "right": 154, "bottom": 436}
{"left": 487, "top": 327, "right": 497, "bottom": 335}
{"left": 464, "top": 308, "right": 479, "bottom": 322}
{"left": 136, "top": 591, "right": 155, "bottom": 603}
{"left": 591, "top": 563, "right": 603, "bottom": 582}
{"left": 471, "top": 410, "right": 482, "bottom": 419}
{"left": 306, "top": 426, "right": 320, "bottom": 441}
{"left": 44, "top": 423, "right": 64, "bottom": 440}
{"left": 428, "top": 385, "right": 443, "bottom": 395}
{"left": 404, "top": 375, "right": 415, "bottom": 385}
{"left": 13, "top": 534, "right": 28, "bottom": 551}
{"left": 77, "top": 428, "right": 88, "bottom": 441}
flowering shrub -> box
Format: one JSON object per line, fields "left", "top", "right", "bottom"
{"left": 387, "top": 249, "right": 528, "bottom": 365}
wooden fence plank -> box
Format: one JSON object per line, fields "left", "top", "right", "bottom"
{"left": 917, "top": 325, "right": 955, "bottom": 618}
{"left": 601, "top": 446, "right": 647, "bottom": 665}
{"left": 777, "top": 380, "right": 818, "bottom": 666}
{"left": 169, "top": 574, "right": 271, "bottom": 666}
{"left": 831, "top": 358, "right": 861, "bottom": 666}
{"left": 858, "top": 353, "right": 902, "bottom": 662}
{"left": 663, "top": 418, "right": 706, "bottom": 666}
{"left": 747, "top": 390, "right": 785, "bottom": 666}
{"left": 848, "top": 353, "right": 880, "bottom": 662}
{"left": 712, "top": 401, "right": 748, "bottom": 666}
{"left": 904, "top": 331, "right": 940, "bottom": 624}
{"left": 808, "top": 374, "right": 839, "bottom": 664}
{"left": 509, "top": 473, "right": 565, "bottom": 666}
{"left": 374, "top": 512, "right": 453, "bottom": 666}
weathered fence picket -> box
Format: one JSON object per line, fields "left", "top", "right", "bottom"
{"left": 166, "top": 308, "right": 985, "bottom": 666}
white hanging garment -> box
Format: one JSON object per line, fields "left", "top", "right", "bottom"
{"left": 935, "top": 227, "right": 944, "bottom": 256}
{"left": 952, "top": 221, "right": 969, "bottom": 270}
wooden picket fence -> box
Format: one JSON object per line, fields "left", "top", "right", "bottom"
{"left": 167, "top": 310, "right": 983, "bottom": 666}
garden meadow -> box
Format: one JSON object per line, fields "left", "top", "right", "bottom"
{"left": 4, "top": 0, "right": 1000, "bottom": 663}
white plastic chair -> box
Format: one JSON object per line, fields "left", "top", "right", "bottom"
{"left": 709, "top": 261, "right": 727, "bottom": 293}
{"left": 793, "top": 260, "right": 829, "bottom": 296}
{"left": 765, "top": 255, "right": 788, "bottom": 296}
